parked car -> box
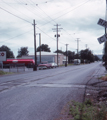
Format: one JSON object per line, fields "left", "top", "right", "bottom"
{"left": 38, "top": 61, "right": 52, "bottom": 70}
{"left": 50, "top": 62, "right": 58, "bottom": 68}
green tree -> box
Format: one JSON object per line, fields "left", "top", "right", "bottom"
{"left": 54, "top": 49, "right": 64, "bottom": 54}
{"left": 80, "top": 49, "right": 94, "bottom": 63}
{"left": 37, "top": 44, "right": 51, "bottom": 52}
{"left": 94, "top": 55, "right": 100, "bottom": 61}
{"left": 0, "top": 45, "right": 15, "bottom": 58}
{"left": 17, "top": 47, "right": 29, "bottom": 58}
{"left": 63, "top": 50, "right": 75, "bottom": 63}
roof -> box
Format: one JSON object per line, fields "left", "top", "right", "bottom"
{"left": 29, "top": 51, "right": 63, "bottom": 56}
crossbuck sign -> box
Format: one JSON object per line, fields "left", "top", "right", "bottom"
{"left": 97, "top": 18, "right": 107, "bottom": 44}
{"left": 97, "top": 18, "right": 107, "bottom": 28}
{"left": 97, "top": 33, "right": 107, "bottom": 44}
{"left": 0, "top": 51, "right": 6, "bottom": 61}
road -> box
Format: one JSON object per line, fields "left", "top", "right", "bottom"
{"left": 0, "top": 62, "right": 105, "bottom": 120}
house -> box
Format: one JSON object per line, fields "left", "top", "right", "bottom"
{"left": 21, "top": 51, "right": 68, "bottom": 65}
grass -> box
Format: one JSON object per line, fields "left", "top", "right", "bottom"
{"left": 0, "top": 70, "right": 13, "bottom": 75}
{"left": 69, "top": 99, "right": 107, "bottom": 120}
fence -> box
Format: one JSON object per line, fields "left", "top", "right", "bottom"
{"left": 2, "top": 63, "right": 26, "bottom": 72}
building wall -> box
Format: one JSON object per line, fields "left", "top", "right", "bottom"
{"left": 21, "top": 52, "right": 68, "bottom": 65}
{"left": 37, "top": 55, "right": 54, "bottom": 64}
{"left": 54, "top": 54, "right": 67, "bottom": 65}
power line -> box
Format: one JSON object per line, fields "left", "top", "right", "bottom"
{"left": 0, "top": 6, "right": 32, "bottom": 24}
{"left": 0, "top": 29, "right": 33, "bottom": 43}
{"left": 53, "top": 0, "right": 90, "bottom": 20}
{"left": 38, "top": 0, "right": 90, "bottom": 26}
{"left": 1, "top": 0, "right": 33, "bottom": 20}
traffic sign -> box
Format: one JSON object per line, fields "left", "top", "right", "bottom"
{"left": 0, "top": 51, "right": 6, "bottom": 61}
{"left": 97, "top": 33, "right": 107, "bottom": 44}
{"left": 97, "top": 18, "right": 107, "bottom": 28}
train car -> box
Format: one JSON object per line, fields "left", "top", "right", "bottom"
{"left": 3, "top": 59, "right": 35, "bottom": 68}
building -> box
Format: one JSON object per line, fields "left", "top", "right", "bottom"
{"left": 21, "top": 51, "right": 68, "bottom": 65}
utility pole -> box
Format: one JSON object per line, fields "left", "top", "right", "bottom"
{"left": 75, "top": 38, "right": 80, "bottom": 63}
{"left": 52, "top": 24, "right": 62, "bottom": 66}
{"left": 33, "top": 19, "right": 37, "bottom": 71}
{"left": 39, "top": 33, "right": 41, "bottom": 63}
{"left": 105, "top": 0, "right": 107, "bottom": 34}
{"left": 85, "top": 44, "right": 88, "bottom": 49}
{"left": 76, "top": 38, "right": 80, "bottom": 56}
{"left": 65, "top": 44, "right": 68, "bottom": 67}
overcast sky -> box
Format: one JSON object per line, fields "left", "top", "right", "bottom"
{"left": 0, "top": 0, "right": 106, "bottom": 57}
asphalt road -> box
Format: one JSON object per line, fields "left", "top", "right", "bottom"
{"left": 0, "top": 62, "right": 105, "bottom": 120}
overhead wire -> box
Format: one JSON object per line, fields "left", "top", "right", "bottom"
{"left": 1, "top": 0, "right": 33, "bottom": 21}
{"left": 0, "top": 0, "right": 91, "bottom": 50}
{"left": 16, "top": 0, "right": 53, "bottom": 24}
{"left": 0, "top": 29, "right": 33, "bottom": 43}
{"left": 39, "top": 0, "right": 90, "bottom": 26}
{"left": 0, "top": 6, "right": 32, "bottom": 24}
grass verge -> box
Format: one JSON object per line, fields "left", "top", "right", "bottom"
{"left": 69, "top": 99, "right": 107, "bottom": 120}
{"left": 0, "top": 70, "right": 13, "bottom": 75}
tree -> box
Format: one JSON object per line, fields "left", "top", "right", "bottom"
{"left": 80, "top": 49, "right": 94, "bottom": 63}
{"left": 37, "top": 44, "right": 51, "bottom": 52}
{"left": 63, "top": 50, "right": 75, "bottom": 63}
{"left": 54, "top": 49, "right": 64, "bottom": 54}
{"left": 94, "top": 55, "right": 100, "bottom": 61}
{"left": 17, "top": 47, "right": 29, "bottom": 58}
{"left": 0, "top": 45, "right": 14, "bottom": 58}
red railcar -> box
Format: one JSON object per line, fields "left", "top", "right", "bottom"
{"left": 3, "top": 59, "right": 35, "bottom": 68}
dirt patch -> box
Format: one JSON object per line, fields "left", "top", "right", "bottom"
{"left": 101, "top": 76, "right": 107, "bottom": 81}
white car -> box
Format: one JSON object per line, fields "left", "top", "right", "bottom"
{"left": 50, "top": 62, "right": 58, "bottom": 68}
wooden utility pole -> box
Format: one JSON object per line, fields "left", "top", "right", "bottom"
{"left": 76, "top": 38, "right": 80, "bottom": 56}
{"left": 33, "top": 20, "right": 37, "bottom": 71}
{"left": 105, "top": 0, "right": 107, "bottom": 34}
{"left": 65, "top": 44, "right": 68, "bottom": 67}
{"left": 52, "top": 24, "right": 62, "bottom": 66}
{"left": 39, "top": 33, "right": 41, "bottom": 63}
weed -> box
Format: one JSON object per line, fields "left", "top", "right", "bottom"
{"left": 69, "top": 100, "right": 107, "bottom": 120}
{"left": 0, "top": 70, "right": 13, "bottom": 75}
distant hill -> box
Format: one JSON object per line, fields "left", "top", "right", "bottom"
{"left": 96, "top": 55, "right": 102, "bottom": 60}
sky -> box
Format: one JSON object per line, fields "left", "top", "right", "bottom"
{"left": 0, "top": 0, "right": 106, "bottom": 57}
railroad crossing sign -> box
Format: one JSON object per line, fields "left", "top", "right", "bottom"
{"left": 0, "top": 51, "right": 6, "bottom": 61}
{"left": 97, "top": 18, "right": 107, "bottom": 44}
{"left": 97, "top": 34, "right": 107, "bottom": 44}
{"left": 97, "top": 18, "right": 107, "bottom": 28}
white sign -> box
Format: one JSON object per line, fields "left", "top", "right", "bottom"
{"left": 97, "top": 18, "right": 107, "bottom": 28}
{"left": 97, "top": 33, "right": 107, "bottom": 44}
{"left": 0, "top": 51, "right": 6, "bottom": 61}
